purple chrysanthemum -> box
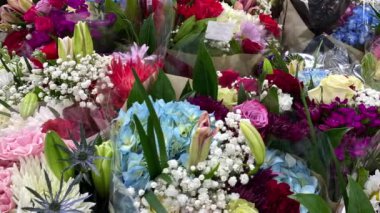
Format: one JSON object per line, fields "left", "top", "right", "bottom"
{"left": 187, "top": 96, "right": 228, "bottom": 120}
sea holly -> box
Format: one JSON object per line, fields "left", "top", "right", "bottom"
{"left": 23, "top": 171, "right": 88, "bottom": 213}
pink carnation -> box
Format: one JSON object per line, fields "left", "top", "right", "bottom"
{"left": 234, "top": 100, "right": 268, "bottom": 128}
{"left": 0, "top": 168, "right": 14, "bottom": 213}
{"left": 0, "top": 128, "right": 44, "bottom": 161}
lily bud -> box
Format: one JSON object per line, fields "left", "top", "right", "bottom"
{"left": 287, "top": 59, "right": 305, "bottom": 75}
{"left": 7, "top": 0, "right": 32, "bottom": 13}
{"left": 58, "top": 36, "right": 73, "bottom": 60}
{"left": 188, "top": 112, "right": 217, "bottom": 168}
{"left": 239, "top": 120, "right": 266, "bottom": 167}
{"left": 73, "top": 21, "right": 94, "bottom": 59}
{"left": 92, "top": 141, "right": 113, "bottom": 198}
{"left": 0, "top": 5, "right": 22, "bottom": 24}
{"left": 19, "top": 92, "right": 38, "bottom": 119}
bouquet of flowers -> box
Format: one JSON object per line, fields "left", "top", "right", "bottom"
{"left": 166, "top": 0, "right": 281, "bottom": 76}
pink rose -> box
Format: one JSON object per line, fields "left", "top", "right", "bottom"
{"left": 234, "top": 100, "right": 268, "bottom": 128}
{"left": 0, "top": 168, "right": 14, "bottom": 213}
{"left": 0, "top": 128, "right": 44, "bottom": 161}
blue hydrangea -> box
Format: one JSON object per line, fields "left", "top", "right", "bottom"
{"left": 297, "top": 69, "right": 330, "bottom": 86}
{"left": 262, "top": 149, "right": 319, "bottom": 213}
{"left": 332, "top": 4, "right": 379, "bottom": 47}
{"left": 113, "top": 99, "right": 204, "bottom": 189}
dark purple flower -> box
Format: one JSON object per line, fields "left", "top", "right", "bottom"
{"left": 266, "top": 112, "right": 309, "bottom": 142}
{"left": 26, "top": 31, "right": 51, "bottom": 49}
{"left": 67, "top": 0, "right": 85, "bottom": 9}
{"left": 187, "top": 96, "right": 228, "bottom": 121}
{"left": 335, "top": 135, "right": 372, "bottom": 160}
{"left": 230, "top": 168, "right": 300, "bottom": 213}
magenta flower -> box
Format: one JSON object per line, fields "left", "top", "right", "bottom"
{"left": 234, "top": 100, "right": 268, "bottom": 128}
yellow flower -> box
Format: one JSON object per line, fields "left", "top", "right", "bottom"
{"left": 228, "top": 199, "right": 259, "bottom": 213}
{"left": 308, "top": 75, "right": 364, "bottom": 104}
{"left": 218, "top": 86, "right": 238, "bottom": 108}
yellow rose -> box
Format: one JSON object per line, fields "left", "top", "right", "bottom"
{"left": 228, "top": 199, "right": 259, "bottom": 213}
{"left": 218, "top": 86, "right": 237, "bottom": 108}
{"left": 308, "top": 75, "right": 364, "bottom": 104}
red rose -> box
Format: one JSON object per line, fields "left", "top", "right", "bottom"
{"left": 42, "top": 118, "right": 79, "bottom": 140}
{"left": 235, "top": 77, "right": 258, "bottom": 92}
{"left": 23, "top": 6, "right": 38, "bottom": 23}
{"left": 40, "top": 41, "right": 58, "bottom": 60}
{"left": 242, "top": 38, "right": 263, "bottom": 54}
{"left": 266, "top": 69, "right": 302, "bottom": 101}
{"left": 218, "top": 69, "right": 240, "bottom": 88}
{"left": 259, "top": 14, "right": 281, "bottom": 38}
{"left": 48, "top": 0, "right": 67, "bottom": 9}
{"left": 34, "top": 16, "right": 53, "bottom": 32}
{"left": 3, "top": 29, "right": 29, "bottom": 55}
{"left": 177, "top": 0, "right": 223, "bottom": 20}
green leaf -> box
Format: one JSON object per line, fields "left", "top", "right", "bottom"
{"left": 204, "top": 163, "right": 219, "bottom": 179}
{"left": 229, "top": 39, "right": 242, "bottom": 54}
{"left": 263, "top": 58, "right": 274, "bottom": 74}
{"left": 131, "top": 69, "right": 168, "bottom": 168}
{"left": 150, "top": 70, "right": 176, "bottom": 102}
{"left": 44, "top": 131, "right": 74, "bottom": 181}
{"left": 104, "top": 0, "right": 139, "bottom": 42}
{"left": 193, "top": 42, "right": 218, "bottom": 99}
{"left": 347, "top": 177, "right": 375, "bottom": 213}
{"left": 157, "top": 173, "right": 173, "bottom": 184}
{"left": 126, "top": 83, "right": 145, "bottom": 109}
{"left": 325, "top": 127, "right": 351, "bottom": 148}
{"left": 312, "top": 41, "right": 323, "bottom": 69}
{"left": 290, "top": 194, "right": 331, "bottom": 213}
{"left": 133, "top": 115, "right": 162, "bottom": 179}
{"left": 357, "top": 167, "right": 369, "bottom": 188}
{"left": 180, "top": 80, "right": 193, "bottom": 99}
{"left": 269, "top": 44, "right": 288, "bottom": 72}
{"left": 262, "top": 87, "right": 280, "bottom": 114}
{"left": 144, "top": 191, "right": 168, "bottom": 213}
{"left": 125, "top": 0, "right": 141, "bottom": 28}
{"left": 174, "top": 16, "right": 196, "bottom": 42}
{"left": 172, "top": 32, "right": 203, "bottom": 53}
{"left": 237, "top": 84, "right": 248, "bottom": 104}
{"left": 0, "top": 99, "right": 17, "bottom": 112}
{"left": 139, "top": 15, "right": 157, "bottom": 54}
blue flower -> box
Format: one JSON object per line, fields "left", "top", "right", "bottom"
{"left": 298, "top": 69, "right": 330, "bottom": 86}
{"left": 262, "top": 149, "right": 319, "bottom": 213}
{"left": 113, "top": 98, "right": 205, "bottom": 189}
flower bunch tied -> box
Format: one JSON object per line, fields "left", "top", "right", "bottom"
{"left": 171, "top": 0, "right": 281, "bottom": 56}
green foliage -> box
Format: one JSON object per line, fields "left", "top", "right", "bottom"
{"left": 193, "top": 43, "right": 218, "bottom": 99}
{"left": 290, "top": 194, "right": 331, "bottom": 213}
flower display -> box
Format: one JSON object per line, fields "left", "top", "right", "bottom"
{"left": 0, "top": 0, "right": 378, "bottom": 212}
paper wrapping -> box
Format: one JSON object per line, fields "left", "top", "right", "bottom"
{"left": 165, "top": 49, "right": 263, "bottom": 77}
{"left": 279, "top": 0, "right": 315, "bottom": 52}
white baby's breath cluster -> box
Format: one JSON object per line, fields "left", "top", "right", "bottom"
{"left": 205, "top": 40, "right": 231, "bottom": 52}
{"left": 128, "top": 112, "right": 256, "bottom": 212}
{"left": 26, "top": 53, "right": 113, "bottom": 109}
{"left": 261, "top": 79, "right": 293, "bottom": 112}
{"left": 0, "top": 53, "right": 30, "bottom": 105}
{"left": 352, "top": 88, "right": 380, "bottom": 107}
